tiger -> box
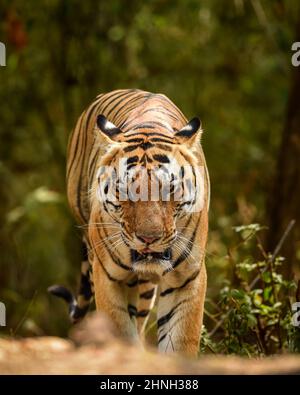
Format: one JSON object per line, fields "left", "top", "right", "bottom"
{"left": 49, "top": 89, "right": 210, "bottom": 356}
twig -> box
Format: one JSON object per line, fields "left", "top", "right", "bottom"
{"left": 256, "top": 315, "right": 268, "bottom": 354}
{"left": 204, "top": 308, "right": 219, "bottom": 324}
{"left": 205, "top": 298, "right": 222, "bottom": 313}
{"left": 205, "top": 342, "right": 217, "bottom": 354}
{"left": 11, "top": 291, "right": 38, "bottom": 337}
{"left": 249, "top": 219, "right": 296, "bottom": 289}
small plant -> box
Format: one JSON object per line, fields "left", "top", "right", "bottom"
{"left": 201, "top": 223, "right": 300, "bottom": 356}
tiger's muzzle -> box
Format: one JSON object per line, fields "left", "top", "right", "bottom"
{"left": 131, "top": 248, "right": 173, "bottom": 272}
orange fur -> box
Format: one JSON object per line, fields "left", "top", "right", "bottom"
{"left": 66, "top": 89, "right": 210, "bottom": 356}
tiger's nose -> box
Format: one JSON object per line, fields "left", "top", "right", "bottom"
{"left": 136, "top": 233, "right": 162, "bottom": 244}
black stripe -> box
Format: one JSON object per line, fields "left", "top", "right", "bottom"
{"left": 100, "top": 226, "right": 131, "bottom": 271}
{"left": 101, "top": 90, "right": 136, "bottom": 115}
{"left": 192, "top": 165, "right": 197, "bottom": 187}
{"left": 92, "top": 246, "right": 119, "bottom": 282}
{"left": 113, "top": 94, "right": 150, "bottom": 127}
{"left": 180, "top": 166, "right": 185, "bottom": 178}
{"left": 139, "top": 279, "right": 150, "bottom": 285}
{"left": 98, "top": 90, "right": 130, "bottom": 107}
{"left": 153, "top": 154, "right": 170, "bottom": 163}
{"left": 79, "top": 272, "right": 93, "bottom": 300}
{"left": 127, "top": 278, "right": 139, "bottom": 288}
{"left": 155, "top": 144, "right": 173, "bottom": 152}
{"left": 137, "top": 310, "right": 149, "bottom": 318}
{"left": 128, "top": 304, "right": 137, "bottom": 317}
{"left": 157, "top": 300, "right": 184, "bottom": 328}
{"left": 72, "top": 305, "right": 89, "bottom": 321}
{"left": 75, "top": 128, "right": 89, "bottom": 222}
{"left": 88, "top": 151, "right": 99, "bottom": 189}
{"left": 67, "top": 111, "right": 86, "bottom": 178}
{"left": 140, "top": 288, "right": 155, "bottom": 299}
{"left": 179, "top": 149, "right": 191, "bottom": 163}
{"left": 118, "top": 92, "right": 150, "bottom": 117}
{"left": 158, "top": 315, "right": 185, "bottom": 339}
{"left": 140, "top": 153, "right": 152, "bottom": 164}
{"left": 125, "top": 132, "right": 173, "bottom": 139}
{"left": 178, "top": 200, "right": 195, "bottom": 209}
{"left": 106, "top": 200, "right": 121, "bottom": 209}
{"left": 76, "top": 99, "right": 103, "bottom": 223}
{"left": 82, "top": 241, "right": 89, "bottom": 261}
{"left": 141, "top": 141, "right": 154, "bottom": 150}
{"left": 176, "top": 129, "right": 194, "bottom": 138}
{"left": 155, "top": 94, "right": 186, "bottom": 120}
{"left": 126, "top": 156, "right": 139, "bottom": 165}
{"left": 93, "top": 228, "right": 126, "bottom": 281}
{"left": 149, "top": 138, "right": 174, "bottom": 144}
{"left": 135, "top": 121, "right": 173, "bottom": 131}
{"left": 158, "top": 333, "right": 167, "bottom": 344}
{"left": 106, "top": 92, "right": 141, "bottom": 118}
{"left": 160, "top": 270, "right": 200, "bottom": 297}
{"left": 163, "top": 215, "right": 200, "bottom": 275}
{"left": 124, "top": 141, "right": 154, "bottom": 151}
{"left": 126, "top": 138, "right": 144, "bottom": 143}
{"left": 140, "top": 107, "right": 180, "bottom": 122}
{"left": 181, "top": 213, "right": 194, "bottom": 229}
{"left": 130, "top": 123, "right": 157, "bottom": 130}
{"left": 124, "top": 145, "right": 139, "bottom": 152}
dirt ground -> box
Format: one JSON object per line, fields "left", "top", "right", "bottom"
{"left": 0, "top": 313, "right": 299, "bottom": 375}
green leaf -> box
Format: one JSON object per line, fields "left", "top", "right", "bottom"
{"left": 263, "top": 286, "right": 272, "bottom": 301}
{"left": 262, "top": 271, "right": 272, "bottom": 284}
{"left": 231, "top": 289, "right": 245, "bottom": 300}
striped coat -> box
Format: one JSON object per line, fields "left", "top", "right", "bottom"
{"left": 50, "top": 89, "right": 210, "bottom": 356}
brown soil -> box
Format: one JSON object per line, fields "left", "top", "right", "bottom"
{"left": 0, "top": 313, "right": 299, "bottom": 375}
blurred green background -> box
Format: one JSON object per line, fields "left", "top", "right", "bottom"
{"left": 0, "top": 0, "right": 299, "bottom": 338}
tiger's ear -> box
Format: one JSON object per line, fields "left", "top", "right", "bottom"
{"left": 174, "top": 117, "right": 202, "bottom": 146}
{"left": 96, "top": 114, "right": 123, "bottom": 143}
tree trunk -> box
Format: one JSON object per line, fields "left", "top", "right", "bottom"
{"left": 267, "top": 15, "right": 300, "bottom": 279}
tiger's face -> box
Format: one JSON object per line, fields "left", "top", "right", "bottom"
{"left": 95, "top": 115, "right": 204, "bottom": 266}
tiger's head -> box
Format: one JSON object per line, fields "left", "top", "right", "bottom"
{"left": 94, "top": 114, "right": 205, "bottom": 269}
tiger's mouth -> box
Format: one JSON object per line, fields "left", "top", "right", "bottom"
{"left": 131, "top": 248, "right": 172, "bottom": 272}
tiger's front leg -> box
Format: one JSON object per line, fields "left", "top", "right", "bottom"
{"left": 92, "top": 258, "right": 140, "bottom": 342}
{"left": 157, "top": 263, "right": 207, "bottom": 356}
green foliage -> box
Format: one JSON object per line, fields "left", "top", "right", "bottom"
{"left": 201, "top": 224, "right": 300, "bottom": 356}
